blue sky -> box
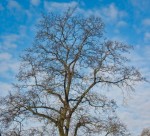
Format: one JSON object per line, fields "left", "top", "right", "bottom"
{"left": 0, "top": 0, "right": 150, "bottom": 135}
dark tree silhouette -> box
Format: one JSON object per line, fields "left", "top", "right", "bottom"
{"left": 0, "top": 8, "right": 144, "bottom": 136}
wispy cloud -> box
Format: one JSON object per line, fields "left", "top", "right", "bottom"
{"left": 7, "top": 0, "right": 22, "bottom": 10}
{"left": 101, "top": 44, "right": 150, "bottom": 135}
{"left": 0, "top": 82, "right": 12, "bottom": 96}
{"left": 0, "top": 34, "right": 19, "bottom": 49}
{"left": 0, "top": 33, "right": 22, "bottom": 80}
{"left": 44, "top": 1, "right": 78, "bottom": 12}
{"left": 143, "top": 18, "right": 150, "bottom": 26}
{"left": 101, "top": 3, "right": 127, "bottom": 20}
{"left": 118, "top": 85, "right": 150, "bottom": 135}
{"left": 0, "top": 61, "right": 19, "bottom": 75}
{"left": 31, "top": 0, "right": 40, "bottom": 6}
{"left": 144, "top": 32, "right": 150, "bottom": 41}
{"left": 44, "top": 1, "right": 127, "bottom": 28}
{"left": 131, "top": 0, "right": 150, "bottom": 11}
{"left": 0, "top": 56, "right": 19, "bottom": 96}
{"left": 0, "top": 52, "right": 12, "bottom": 60}
{"left": 0, "top": 53, "right": 19, "bottom": 78}
{"left": 118, "top": 45, "right": 150, "bottom": 135}
{"left": 116, "top": 20, "right": 128, "bottom": 27}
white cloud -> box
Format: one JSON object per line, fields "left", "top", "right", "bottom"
{"left": 103, "top": 3, "right": 118, "bottom": 19}
{"left": 79, "top": 3, "right": 127, "bottom": 24}
{"left": 0, "top": 54, "right": 18, "bottom": 97}
{"left": 0, "top": 55, "right": 19, "bottom": 87}
{"left": 118, "top": 85, "right": 150, "bottom": 135}
{"left": 0, "top": 34, "right": 21, "bottom": 79}
{"left": 31, "top": 0, "right": 40, "bottom": 6}
{"left": 144, "top": 32, "right": 150, "bottom": 41}
{"left": 101, "top": 3, "right": 127, "bottom": 21}
{"left": 115, "top": 45, "right": 150, "bottom": 135}
{"left": 131, "top": 0, "right": 150, "bottom": 11}
{"left": 117, "top": 20, "right": 127, "bottom": 27}
{"left": 0, "top": 82, "right": 12, "bottom": 96}
{"left": 0, "top": 53, "right": 12, "bottom": 60}
{"left": 0, "top": 57, "right": 19, "bottom": 75}
{"left": 98, "top": 45, "right": 150, "bottom": 135}
{"left": 7, "top": 0, "right": 21, "bottom": 10}
{"left": 44, "top": 1, "right": 78, "bottom": 12}
{"left": 143, "top": 18, "right": 150, "bottom": 26}
{"left": 0, "top": 34, "right": 19, "bottom": 49}
{"left": 44, "top": 2, "right": 127, "bottom": 25}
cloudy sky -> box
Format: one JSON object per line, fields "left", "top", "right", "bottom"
{"left": 0, "top": 0, "right": 150, "bottom": 135}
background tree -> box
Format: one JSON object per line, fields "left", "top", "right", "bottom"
{"left": 140, "top": 128, "right": 150, "bottom": 136}
{"left": 0, "top": 8, "right": 144, "bottom": 136}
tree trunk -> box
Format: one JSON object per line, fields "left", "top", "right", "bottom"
{"left": 58, "top": 126, "right": 65, "bottom": 136}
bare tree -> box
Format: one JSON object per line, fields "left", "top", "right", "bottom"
{"left": 0, "top": 8, "right": 144, "bottom": 136}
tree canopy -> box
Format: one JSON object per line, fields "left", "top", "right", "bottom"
{"left": 0, "top": 8, "right": 144, "bottom": 136}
